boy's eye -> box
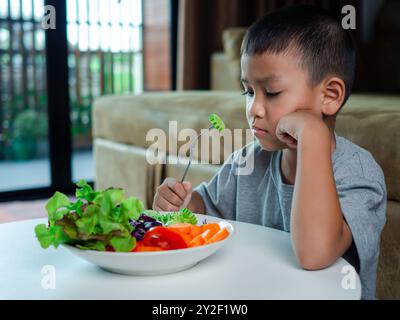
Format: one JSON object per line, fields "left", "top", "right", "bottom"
{"left": 266, "top": 91, "right": 281, "bottom": 98}
{"left": 242, "top": 90, "right": 254, "bottom": 97}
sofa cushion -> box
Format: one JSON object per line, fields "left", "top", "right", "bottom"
{"left": 94, "top": 139, "right": 163, "bottom": 209}
{"left": 93, "top": 91, "right": 251, "bottom": 164}
{"left": 211, "top": 53, "right": 242, "bottom": 91}
{"left": 377, "top": 200, "right": 400, "bottom": 299}
{"left": 222, "top": 27, "right": 246, "bottom": 61}
{"left": 335, "top": 94, "right": 400, "bottom": 202}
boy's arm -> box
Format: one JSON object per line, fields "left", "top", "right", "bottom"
{"left": 277, "top": 112, "right": 352, "bottom": 270}
{"left": 187, "top": 191, "right": 206, "bottom": 215}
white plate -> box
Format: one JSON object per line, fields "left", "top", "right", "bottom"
{"left": 63, "top": 214, "right": 234, "bottom": 276}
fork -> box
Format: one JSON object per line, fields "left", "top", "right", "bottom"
{"left": 180, "top": 114, "right": 226, "bottom": 183}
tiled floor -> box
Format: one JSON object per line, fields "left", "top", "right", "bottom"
{"left": 0, "top": 199, "right": 48, "bottom": 224}
{"left": 0, "top": 151, "right": 95, "bottom": 192}
{"left": 0, "top": 151, "right": 94, "bottom": 223}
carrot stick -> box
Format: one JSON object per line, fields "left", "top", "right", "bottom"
{"left": 168, "top": 224, "right": 202, "bottom": 244}
{"left": 200, "top": 229, "right": 213, "bottom": 242}
{"left": 189, "top": 225, "right": 202, "bottom": 238}
{"left": 201, "top": 223, "right": 220, "bottom": 238}
{"left": 206, "top": 228, "right": 230, "bottom": 244}
{"left": 188, "top": 233, "right": 206, "bottom": 247}
{"left": 132, "top": 242, "right": 163, "bottom": 252}
{"left": 167, "top": 223, "right": 192, "bottom": 234}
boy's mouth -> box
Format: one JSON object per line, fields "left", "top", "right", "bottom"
{"left": 252, "top": 125, "right": 269, "bottom": 138}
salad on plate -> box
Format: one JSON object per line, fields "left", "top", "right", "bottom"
{"left": 34, "top": 180, "right": 230, "bottom": 253}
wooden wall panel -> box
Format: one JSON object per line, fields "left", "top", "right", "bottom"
{"left": 143, "top": 0, "right": 171, "bottom": 91}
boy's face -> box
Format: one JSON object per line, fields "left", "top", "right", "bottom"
{"left": 241, "top": 51, "right": 324, "bottom": 151}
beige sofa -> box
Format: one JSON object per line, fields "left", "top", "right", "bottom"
{"left": 211, "top": 28, "right": 246, "bottom": 91}
{"left": 93, "top": 91, "right": 400, "bottom": 299}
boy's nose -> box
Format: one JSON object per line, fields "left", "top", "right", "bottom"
{"left": 248, "top": 99, "right": 266, "bottom": 119}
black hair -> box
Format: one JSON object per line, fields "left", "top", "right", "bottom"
{"left": 241, "top": 5, "right": 356, "bottom": 107}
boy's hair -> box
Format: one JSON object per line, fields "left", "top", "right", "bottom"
{"left": 241, "top": 5, "right": 356, "bottom": 107}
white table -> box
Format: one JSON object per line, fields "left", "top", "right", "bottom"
{"left": 0, "top": 218, "right": 361, "bottom": 300}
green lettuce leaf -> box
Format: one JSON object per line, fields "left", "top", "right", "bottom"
{"left": 98, "top": 218, "right": 125, "bottom": 235}
{"left": 45, "top": 192, "right": 71, "bottom": 226}
{"left": 66, "top": 199, "right": 84, "bottom": 217}
{"left": 35, "top": 224, "right": 69, "bottom": 249}
{"left": 75, "top": 179, "right": 100, "bottom": 202}
{"left": 76, "top": 241, "right": 106, "bottom": 251}
{"left": 93, "top": 188, "right": 125, "bottom": 216}
{"left": 35, "top": 180, "right": 145, "bottom": 252}
{"left": 110, "top": 235, "right": 136, "bottom": 252}
{"left": 120, "top": 196, "right": 143, "bottom": 221}
{"left": 55, "top": 218, "right": 79, "bottom": 240}
{"left": 75, "top": 204, "right": 100, "bottom": 235}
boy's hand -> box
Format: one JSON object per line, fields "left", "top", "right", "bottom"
{"left": 275, "top": 111, "right": 326, "bottom": 149}
{"left": 153, "top": 178, "right": 192, "bottom": 212}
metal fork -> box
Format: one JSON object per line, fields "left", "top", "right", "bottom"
{"left": 180, "top": 125, "right": 213, "bottom": 183}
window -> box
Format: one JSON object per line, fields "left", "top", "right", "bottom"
{"left": 0, "top": 0, "right": 144, "bottom": 198}
{"left": 0, "top": 0, "right": 50, "bottom": 192}
{"left": 67, "top": 0, "right": 143, "bottom": 182}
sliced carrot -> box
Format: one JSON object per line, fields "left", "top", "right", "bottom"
{"left": 188, "top": 233, "right": 206, "bottom": 247}
{"left": 178, "top": 233, "right": 193, "bottom": 245}
{"left": 200, "top": 229, "right": 213, "bottom": 242}
{"left": 137, "top": 246, "right": 163, "bottom": 252}
{"left": 201, "top": 223, "right": 220, "bottom": 238}
{"left": 167, "top": 223, "right": 193, "bottom": 234}
{"left": 131, "top": 241, "right": 163, "bottom": 252}
{"left": 189, "top": 225, "right": 202, "bottom": 238}
{"left": 188, "top": 229, "right": 216, "bottom": 247}
{"left": 168, "top": 223, "right": 202, "bottom": 238}
{"left": 190, "top": 226, "right": 202, "bottom": 238}
{"left": 168, "top": 223, "right": 227, "bottom": 247}
{"left": 167, "top": 223, "right": 197, "bottom": 245}
{"left": 206, "top": 228, "right": 230, "bottom": 244}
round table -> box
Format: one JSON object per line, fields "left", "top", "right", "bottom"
{"left": 0, "top": 218, "right": 361, "bottom": 299}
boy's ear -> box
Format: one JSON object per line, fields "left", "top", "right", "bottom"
{"left": 320, "top": 77, "right": 346, "bottom": 116}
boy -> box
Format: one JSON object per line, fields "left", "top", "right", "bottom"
{"left": 153, "top": 5, "right": 386, "bottom": 300}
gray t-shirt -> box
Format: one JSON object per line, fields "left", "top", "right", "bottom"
{"left": 194, "top": 134, "right": 387, "bottom": 300}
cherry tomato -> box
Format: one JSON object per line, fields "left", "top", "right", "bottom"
{"left": 142, "top": 227, "right": 188, "bottom": 250}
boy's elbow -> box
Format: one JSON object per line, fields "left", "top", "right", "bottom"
{"left": 298, "top": 255, "right": 330, "bottom": 271}
{"left": 293, "top": 235, "right": 346, "bottom": 271}
{"left": 296, "top": 248, "right": 337, "bottom": 271}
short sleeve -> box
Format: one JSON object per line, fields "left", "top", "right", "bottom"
{"left": 336, "top": 174, "right": 387, "bottom": 299}
{"left": 193, "top": 152, "right": 239, "bottom": 220}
